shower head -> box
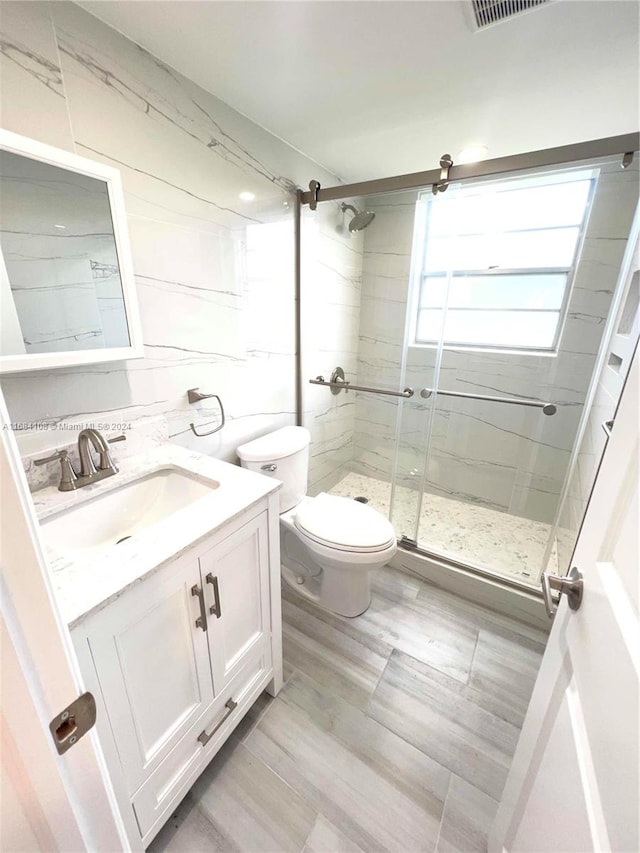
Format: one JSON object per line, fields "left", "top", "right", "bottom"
{"left": 341, "top": 202, "right": 376, "bottom": 233}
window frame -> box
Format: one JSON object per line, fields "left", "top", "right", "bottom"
{"left": 411, "top": 170, "right": 598, "bottom": 354}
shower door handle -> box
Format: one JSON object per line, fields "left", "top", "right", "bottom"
{"left": 541, "top": 567, "right": 584, "bottom": 619}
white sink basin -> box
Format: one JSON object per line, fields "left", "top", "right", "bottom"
{"left": 41, "top": 468, "right": 218, "bottom": 562}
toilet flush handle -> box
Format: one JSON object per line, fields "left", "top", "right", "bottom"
{"left": 261, "top": 463, "right": 277, "bottom": 472}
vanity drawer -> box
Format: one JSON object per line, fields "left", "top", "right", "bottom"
{"left": 132, "top": 646, "right": 272, "bottom": 841}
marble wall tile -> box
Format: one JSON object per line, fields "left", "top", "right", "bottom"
{"left": 302, "top": 201, "right": 364, "bottom": 492}
{"left": 1, "top": 2, "right": 353, "bottom": 473}
{"left": 0, "top": 2, "right": 73, "bottom": 150}
{"left": 423, "top": 453, "right": 518, "bottom": 513}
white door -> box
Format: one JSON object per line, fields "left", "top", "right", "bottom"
{"left": 0, "top": 391, "right": 127, "bottom": 851}
{"left": 489, "top": 347, "right": 639, "bottom": 852}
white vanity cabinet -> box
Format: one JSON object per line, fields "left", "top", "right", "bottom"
{"left": 71, "top": 497, "right": 281, "bottom": 850}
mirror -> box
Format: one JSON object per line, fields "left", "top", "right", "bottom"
{"left": 0, "top": 130, "right": 142, "bottom": 373}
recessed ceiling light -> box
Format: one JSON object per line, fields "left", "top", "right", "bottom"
{"left": 53, "top": 223, "right": 67, "bottom": 229}
{"left": 239, "top": 191, "right": 255, "bottom": 202}
{"left": 457, "top": 145, "right": 489, "bottom": 165}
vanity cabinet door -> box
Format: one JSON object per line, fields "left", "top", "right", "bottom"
{"left": 86, "top": 552, "right": 215, "bottom": 795}
{"left": 199, "top": 510, "right": 272, "bottom": 693}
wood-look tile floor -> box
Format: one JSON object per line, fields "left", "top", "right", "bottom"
{"left": 149, "top": 566, "right": 547, "bottom": 853}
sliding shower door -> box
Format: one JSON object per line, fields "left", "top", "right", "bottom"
{"left": 302, "top": 147, "right": 638, "bottom": 590}
{"left": 389, "top": 156, "right": 639, "bottom": 587}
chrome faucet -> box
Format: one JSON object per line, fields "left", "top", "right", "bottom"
{"left": 34, "top": 431, "right": 126, "bottom": 492}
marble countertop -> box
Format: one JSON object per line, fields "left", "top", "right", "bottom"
{"left": 35, "top": 445, "right": 281, "bottom": 630}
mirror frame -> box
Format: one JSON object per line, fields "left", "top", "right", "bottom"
{"left": 0, "top": 129, "right": 144, "bottom": 374}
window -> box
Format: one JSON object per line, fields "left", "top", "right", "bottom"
{"left": 414, "top": 170, "right": 596, "bottom": 351}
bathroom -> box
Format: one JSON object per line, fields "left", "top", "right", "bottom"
{"left": 1, "top": 1, "right": 638, "bottom": 851}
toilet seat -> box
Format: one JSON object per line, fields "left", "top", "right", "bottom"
{"left": 294, "top": 493, "right": 396, "bottom": 554}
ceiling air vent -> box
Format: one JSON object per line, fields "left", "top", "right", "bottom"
{"left": 471, "top": 0, "right": 551, "bottom": 29}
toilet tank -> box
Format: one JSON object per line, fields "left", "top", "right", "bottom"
{"left": 237, "top": 426, "right": 310, "bottom": 512}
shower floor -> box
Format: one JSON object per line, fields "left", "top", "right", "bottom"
{"left": 328, "top": 471, "right": 558, "bottom": 585}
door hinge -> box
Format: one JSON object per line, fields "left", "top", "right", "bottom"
{"left": 49, "top": 692, "right": 96, "bottom": 755}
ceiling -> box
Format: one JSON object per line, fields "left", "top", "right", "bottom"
{"left": 78, "top": 1, "right": 639, "bottom": 183}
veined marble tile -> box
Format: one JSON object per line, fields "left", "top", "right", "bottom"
{"left": 586, "top": 162, "right": 640, "bottom": 240}
{"left": 368, "top": 649, "right": 520, "bottom": 800}
{"left": 0, "top": 1, "right": 73, "bottom": 150}
{"left": 52, "top": 3, "right": 323, "bottom": 196}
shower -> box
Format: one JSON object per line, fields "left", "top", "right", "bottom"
{"left": 301, "top": 136, "right": 639, "bottom": 598}
{"left": 340, "top": 202, "right": 376, "bottom": 232}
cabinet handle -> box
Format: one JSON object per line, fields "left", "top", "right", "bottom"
{"left": 197, "top": 698, "right": 237, "bottom": 747}
{"left": 206, "top": 573, "right": 221, "bottom": 618}
{"left": 191, "top": 584, "right": 207, "bottom": 631}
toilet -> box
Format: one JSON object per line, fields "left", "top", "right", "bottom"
{"left": 237, "top": 426, "right": 396, "bottom": 617}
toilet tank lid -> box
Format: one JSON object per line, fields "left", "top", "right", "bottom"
{"left": 237, "top": 426, "right": 310, "bottom": 462}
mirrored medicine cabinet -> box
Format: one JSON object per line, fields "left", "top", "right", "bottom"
{"left": 0, "top": 129, "right": 143, "bottom": 374}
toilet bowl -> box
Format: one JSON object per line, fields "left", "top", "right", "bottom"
{"left": 237, "top": 426, "right": 396, "bottom": 617}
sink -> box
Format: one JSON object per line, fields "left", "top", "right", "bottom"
{"left": 41, "top": 468, "right": 219, "bottom": 561}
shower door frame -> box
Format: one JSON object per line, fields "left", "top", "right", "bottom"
{"left": 294, "top": 133, "right": 639, "bottom": 596}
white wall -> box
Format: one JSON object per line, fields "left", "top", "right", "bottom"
{"left": 0, "top": 1, "right": 354, "bottom": 481}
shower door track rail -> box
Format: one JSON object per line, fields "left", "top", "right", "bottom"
{"left": 420, "top": 387, "right": 556, "bottom": 414}
{"left": 398, "top": 536, "right": 545, "bottom": 596}
{"left": 300, "top": 133, "right": 638, "bottom": 206}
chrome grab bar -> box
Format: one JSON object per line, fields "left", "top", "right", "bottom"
{"left": 309, "top": 366, "right": 414, "bottom": 399}
{"left": 420, "top": 387, "right": 556, "bottom": 415}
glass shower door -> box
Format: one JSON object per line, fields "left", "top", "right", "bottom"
{"left": 389, "top": 156, "right": 638, "bottom": 587}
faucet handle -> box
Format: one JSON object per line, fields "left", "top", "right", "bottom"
{"left": 33, "top": 449, "right": 78, "bottom": 492}
{"left": 107, "top": 434, "right": 127, "bottom": 444}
